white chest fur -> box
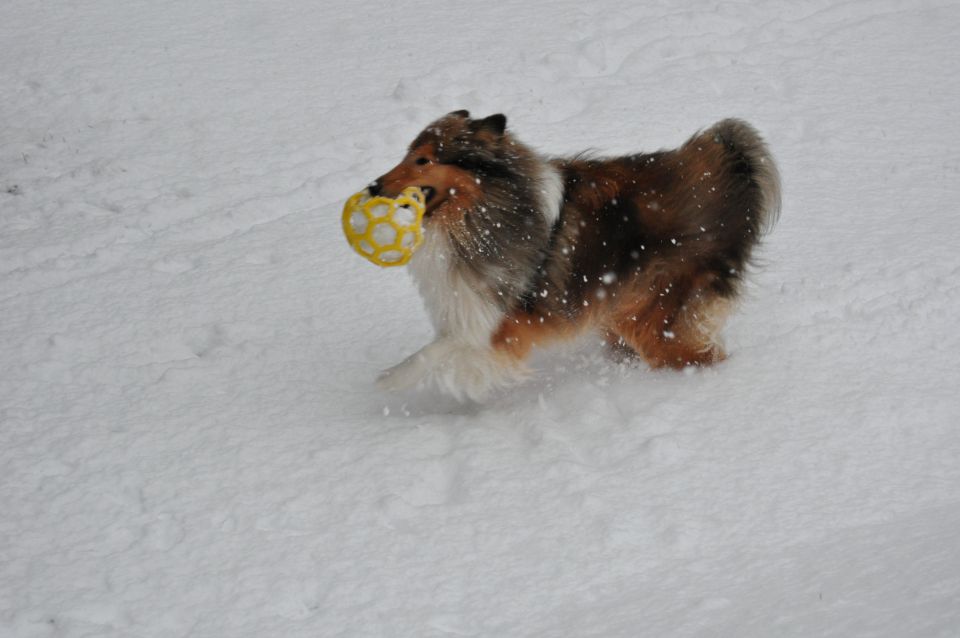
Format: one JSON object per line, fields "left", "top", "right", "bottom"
{"left": 407, "top": 229, "right": 503, "bottom": 348}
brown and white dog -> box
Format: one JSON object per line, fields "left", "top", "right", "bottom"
{"left": 369, "top": 110, "right": 780, "bottom": 401}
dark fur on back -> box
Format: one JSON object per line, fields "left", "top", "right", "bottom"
{"left": 532, "top": 118, "right": 781, "bottom": 320}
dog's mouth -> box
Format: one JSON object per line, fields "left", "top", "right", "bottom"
{"left": 420, "top": 186, "right": 437, "bottom": 215}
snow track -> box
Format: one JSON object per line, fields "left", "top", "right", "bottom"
{"left": 2, "top": 1, "right": 959, "bottom": 636}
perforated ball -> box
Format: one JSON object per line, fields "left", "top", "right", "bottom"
{"left": 342, "top": 187, "right": 425, "bottom": 267}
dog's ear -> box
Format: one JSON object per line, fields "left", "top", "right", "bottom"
{"left": 448, "top": 109, "right": 470, "bottom": 119}
{"left": 472, "top": 113, "right": 507, "bottom": 136}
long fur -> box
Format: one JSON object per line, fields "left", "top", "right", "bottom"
{"left": 370, "top": 111, "right": 781, "bottom": 401}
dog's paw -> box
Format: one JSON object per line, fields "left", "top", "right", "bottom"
{"left": 376, "top": 339, "right": 454, "bottom": 393}
{"left": 376, "top": 339, "right": 527, "bottom": 402}
{"left": 376, "top": 355, "right": 428, "bottom": 393}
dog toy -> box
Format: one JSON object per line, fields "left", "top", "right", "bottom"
{"left": 342, "top": 187, "right": 426, "bottom": 267}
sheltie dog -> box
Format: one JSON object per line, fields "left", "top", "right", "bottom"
{"left": 369, "top": 110, "right": 781, "bottom": 401}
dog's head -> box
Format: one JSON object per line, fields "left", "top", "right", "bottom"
{"left": 369, "top": 110, "right": 510, "bottom": 221}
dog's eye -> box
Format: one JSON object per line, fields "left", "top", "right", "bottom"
{"left": 415, "top": 157, "right": 432, "bottom": 166}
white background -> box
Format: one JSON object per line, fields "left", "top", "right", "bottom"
{"left": 2, "top": 1, "right": 959, "bottom": 636}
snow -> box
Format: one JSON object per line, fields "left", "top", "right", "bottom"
{"left": 2, "top": 1, "right": 960, "bottom": 636}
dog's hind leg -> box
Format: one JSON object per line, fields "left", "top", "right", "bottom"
{"left": 609, "top": 287, "right": 730, "bottom": 369}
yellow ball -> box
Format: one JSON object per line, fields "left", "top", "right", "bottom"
{"left": 342, "top": 187, "right": 426, "bottom": 267}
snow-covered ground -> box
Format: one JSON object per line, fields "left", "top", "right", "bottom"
{"left": 3, "top": 1, "right": 959, "bottom": 636}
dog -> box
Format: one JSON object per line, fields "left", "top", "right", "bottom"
{"left": 369, "top": 110, "right": 781, "bottom": 401}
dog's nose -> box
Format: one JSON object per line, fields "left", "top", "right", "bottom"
{"left": 367, "top": 180, "right": 382, "bottom": 196}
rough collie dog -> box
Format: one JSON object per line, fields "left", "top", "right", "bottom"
{"left": 370, "top": 110, "right": 780, "bottom": 401}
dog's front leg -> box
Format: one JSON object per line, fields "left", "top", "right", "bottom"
{"left": 377, "top": 336, "right": 528, "bottom": 402}
{"left": 376, "top": 339, "right": 454, "bottom": 395}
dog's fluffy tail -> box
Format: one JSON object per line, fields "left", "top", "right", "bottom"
{"left": 706, "top": 118, "right": 782, "bottom": 235}
{"left": 661, "top": 118, "right": 781, "bottom": 298}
